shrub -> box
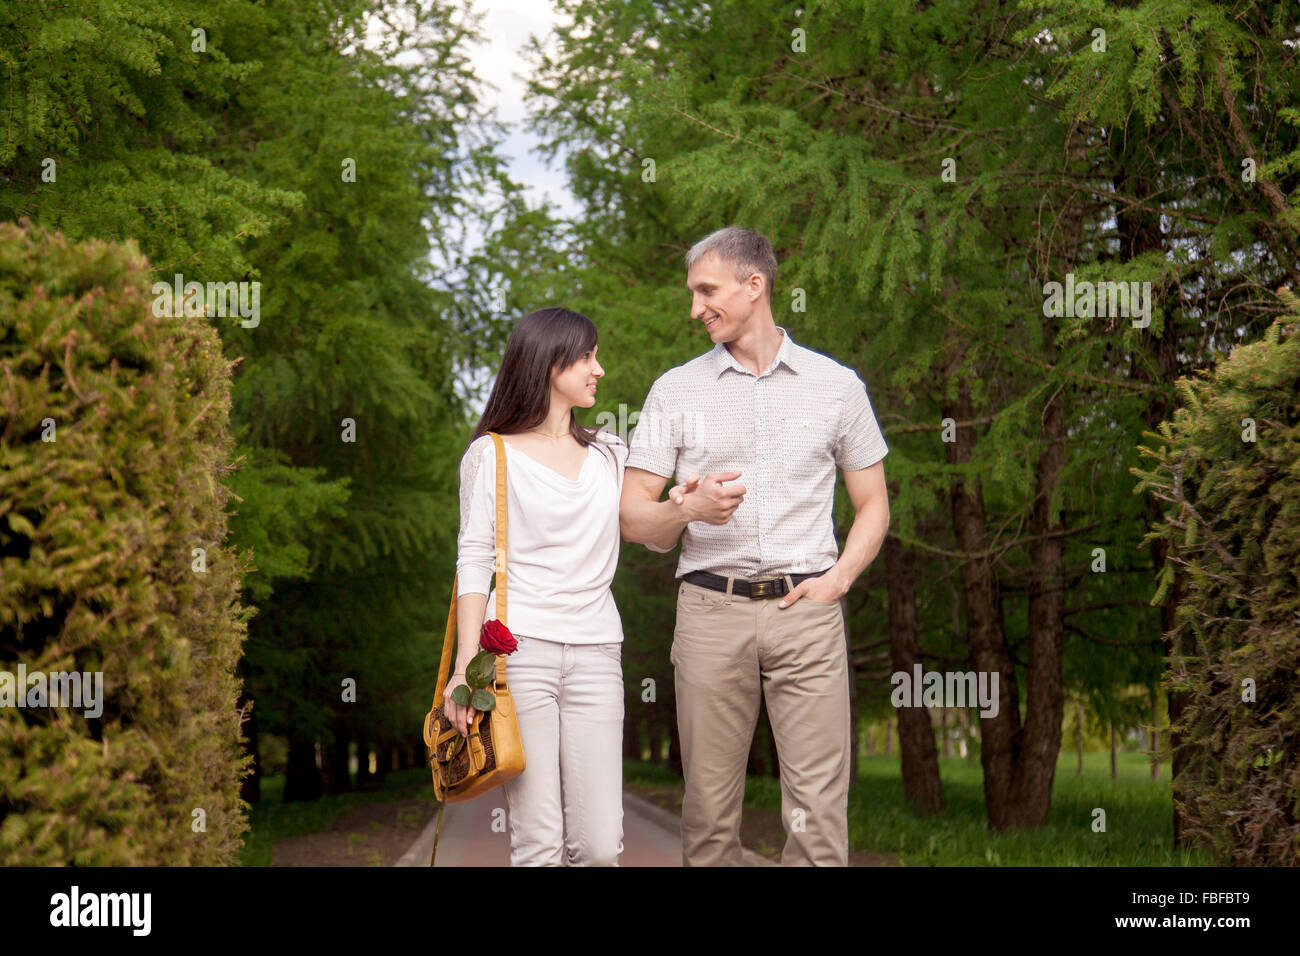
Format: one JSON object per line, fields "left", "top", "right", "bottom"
{"left": 1134, "top": 304, "right": 1300, "bottom": 864}
{"left": 0, "top": 219, "right": 253, "bottom": 864}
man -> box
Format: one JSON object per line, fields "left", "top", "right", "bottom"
{"left": 620, "top": 225, "right": 890, "bottom": 867}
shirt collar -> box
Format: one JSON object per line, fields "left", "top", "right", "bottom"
{"left": 711, "top": 326, "right": 801, "bottom": 378}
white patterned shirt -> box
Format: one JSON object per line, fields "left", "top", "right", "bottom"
{"left": 626, "top": 326, "right": 888, "bottom": 579}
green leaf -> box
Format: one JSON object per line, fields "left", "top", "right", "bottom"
{"left": 467, "top": 650, "right": 496, "bottom": 688}
{"left": 7, "top": 513, "right": 36, "bottom": 536}
{"left": 471, "top": 688, "right": 496, "bottom": 711}
{"left": 450, "top": 684, "right": 471, "bottom": 706}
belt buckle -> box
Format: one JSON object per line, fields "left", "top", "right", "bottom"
{"left": 750, "top": 579, "right": 778, "bottom": 599}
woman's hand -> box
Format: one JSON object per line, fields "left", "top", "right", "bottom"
{"left": 443, "top": 674, "right": 477, "bottom": 738}
{"left": 668, "top": 474, "right": 700, "bottom": 505}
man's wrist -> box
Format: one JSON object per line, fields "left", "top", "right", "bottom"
{"left": 662, "top": 498, "right": 692, "bottom": 544}
{"left": 826, "top": 563, "right": 854, "bottom": 597}
{"left": 668, "top": 494, "right": 698, "bottom": 527}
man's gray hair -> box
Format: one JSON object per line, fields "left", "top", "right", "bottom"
{"left": 684, "top": 226, "right": 778, "bottom": 298}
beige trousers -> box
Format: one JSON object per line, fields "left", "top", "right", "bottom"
{"left": 671, "top": 577, "right": 852, "bottom": 866}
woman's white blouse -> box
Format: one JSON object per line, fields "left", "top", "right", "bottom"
{"left": 456, "top": 430, "right": 628, "bottom": 644}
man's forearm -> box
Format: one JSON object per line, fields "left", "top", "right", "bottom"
{"left": 829, "top": 496, "right": 890, "bottom": 592}
{"left": 621, "top": 495, "right": 692, "bottom": 552}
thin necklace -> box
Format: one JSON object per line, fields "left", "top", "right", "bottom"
{"left": 528, "top": 427, "right": 569, "bottom": 439}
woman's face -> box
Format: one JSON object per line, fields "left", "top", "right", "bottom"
{"left": 552, "top": 343, "right": 604, "bottom": 409}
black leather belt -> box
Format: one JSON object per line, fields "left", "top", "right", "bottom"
{"left": 681, "top": 568, "right": 833, "bottom": 600}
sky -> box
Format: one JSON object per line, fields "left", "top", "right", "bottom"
{"left": 463, "top": 0, "right": 580, "bottom": 220}
{"left": 457, "top": 0, "right": 579, "bottom": 406}
{"left": 359, "top": 0, "right": 582, "bottom": 407}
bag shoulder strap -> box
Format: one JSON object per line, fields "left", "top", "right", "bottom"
{"left": 488, "top": 432, "right": 509, "bottom": 684}
{"left": 489, "top": 432, "right": 507, "bottom": 625}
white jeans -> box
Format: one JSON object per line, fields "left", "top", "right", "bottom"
{"left": 500, "top": 634, "right": 624, "bottom": 866}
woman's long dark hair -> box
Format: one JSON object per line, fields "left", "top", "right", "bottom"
{"left": 467, "top": 307, "right": 610, "bottom": 462}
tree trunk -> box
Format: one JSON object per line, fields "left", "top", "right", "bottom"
{"left": 885, "top": 533, "right": 944, "bottom": 814}
{"left": 284, "top": 733, "right": 322, "bottom": 802}
{"left": 1008, "top": 373, "right": 1068, "bottom": 828}
{"left": 1110, "top": 724, "right": 1118, "bottom": 780}
{"left": 884, "top": 718, "right": 893, "bottom": 757}
{"left": 945, "top": 376, "right": 1021, "bottom": 832}
{"left": 865, "top": 724, "right": 875, "bottom": 756}
{"left": 1151, "top": 688, "right": 1160, "bottom": 782}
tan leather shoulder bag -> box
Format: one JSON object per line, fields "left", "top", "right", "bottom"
{"left": 422, "top": 432, "right": 525, "bottom": 806}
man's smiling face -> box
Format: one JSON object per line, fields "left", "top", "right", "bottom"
{"left": 687, "top": 252, "right": 761, "bottom": 342}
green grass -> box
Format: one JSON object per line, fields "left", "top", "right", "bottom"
{"left": 239, "top": 768, "right": 438, "bottom": 867}
{"left": 624, "top": 759, "right": 688, "bottom": 788}
{"left": 629, "top": 751, "right": 1209, "bottom": 866}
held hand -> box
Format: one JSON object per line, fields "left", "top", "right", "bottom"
{"left": 778, "top": 568, "right": 849, "bottom": 608}
{"left": 690, "top": 471, "right": 746, "bottom": 525}
{"left": 667, "top": 474, "right": 701, "bottom": 504}
{"left": 443, "top": 675, "right": 477, "bottom": 737}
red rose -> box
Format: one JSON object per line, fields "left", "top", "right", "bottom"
{"left": 479, "top": 619, "right": 517, "bottom": 655}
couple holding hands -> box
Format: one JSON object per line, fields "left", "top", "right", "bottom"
{"left": 444, "top": 226, "right": 890, "bottom": 867}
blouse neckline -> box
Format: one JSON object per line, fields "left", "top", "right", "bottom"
{"left": 500, "top": 439, "right": 595, "bottom": 486}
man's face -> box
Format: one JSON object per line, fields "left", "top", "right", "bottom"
{"left": 687, "top": 253, "right": 761, "bottom": 342}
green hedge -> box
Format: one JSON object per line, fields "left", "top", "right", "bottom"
{"left": 0, "top": 219, "right": 252, "bottom": 864}
{"left": 1135, "top": 306, "right": 1300, "bottom": 865}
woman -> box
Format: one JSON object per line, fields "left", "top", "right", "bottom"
{"left": 446, "top": 307, "right": 688, "bottom": 866}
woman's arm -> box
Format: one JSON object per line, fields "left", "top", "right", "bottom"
{"left": 447, "top": 437, "right": 498, "bottom": 733}
{"left": 452, "top": 593, "right": 487, "bottom": 676}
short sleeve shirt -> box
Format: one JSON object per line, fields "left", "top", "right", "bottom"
{"left": 626, "top": 326, "right": 887, "bottom": 579}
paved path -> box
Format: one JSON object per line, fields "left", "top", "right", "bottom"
{"left": 395, "top": 790, "right": 774, "bottom": 867}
